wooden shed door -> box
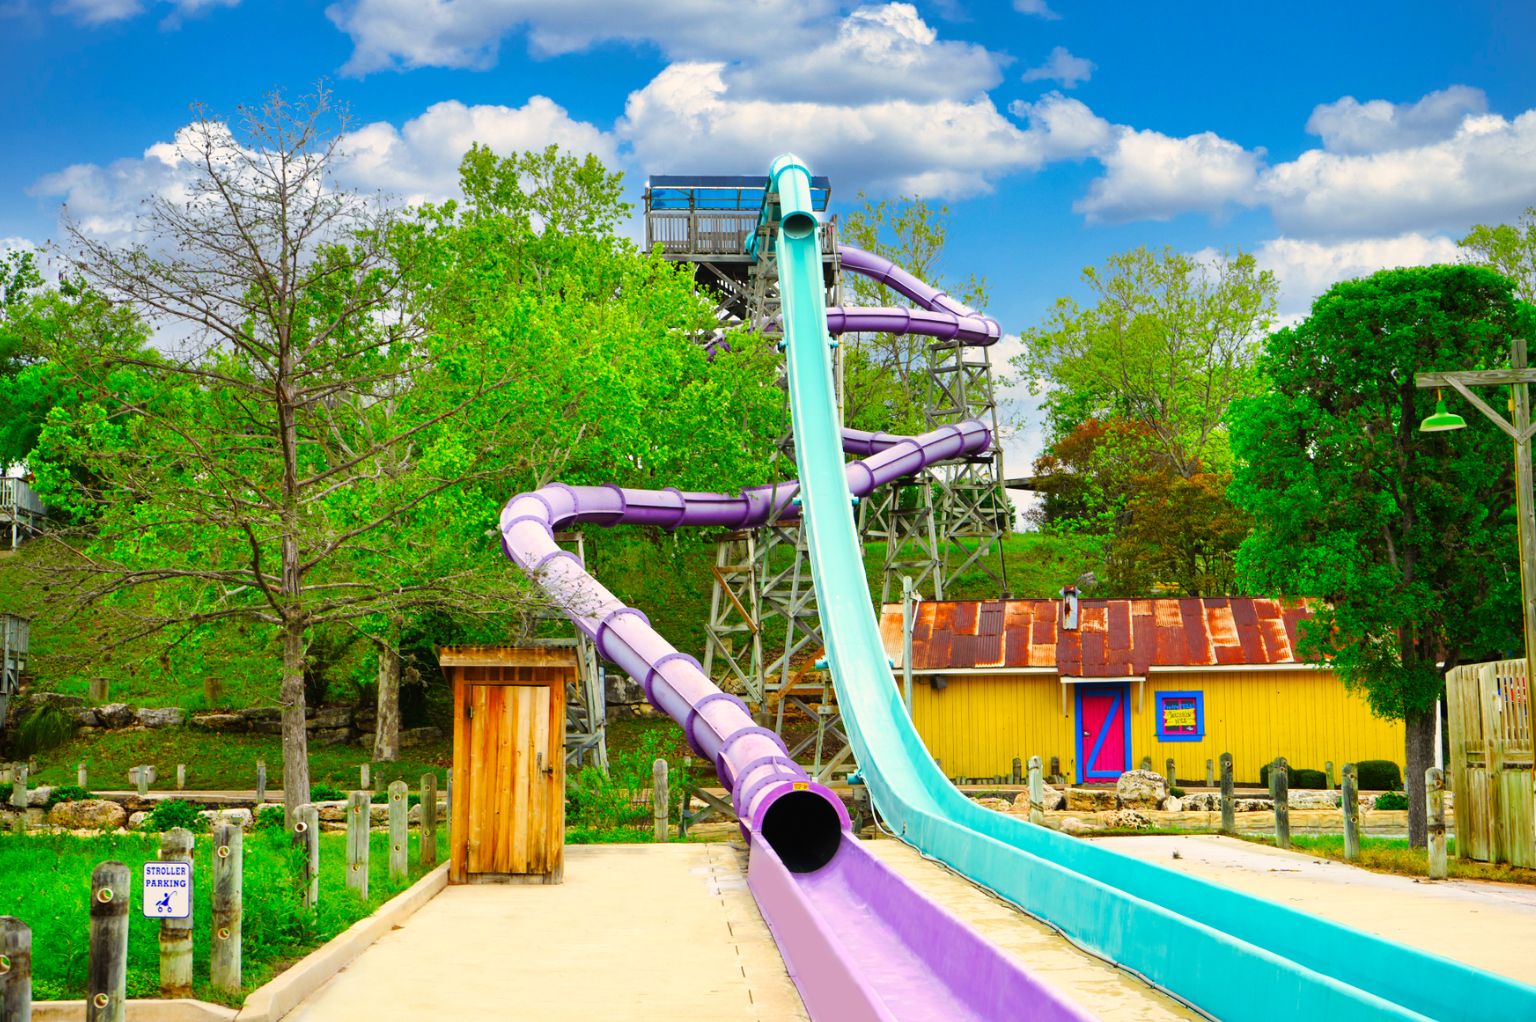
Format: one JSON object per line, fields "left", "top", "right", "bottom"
{"left": 465, "top": 684, "right": 554, "bottom": 875}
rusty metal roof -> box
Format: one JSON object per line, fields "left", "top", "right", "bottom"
{"left": 877, "top": 598, "right": 1316, "bottom": 675}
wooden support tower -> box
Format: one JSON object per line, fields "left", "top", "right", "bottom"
{"left": 0, "top": 476, "right": 44, "bottom": 552}
{"left": 0, "top": 615, "right": 27, "bottom": 740}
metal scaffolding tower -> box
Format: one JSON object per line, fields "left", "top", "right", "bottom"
{"left": 547, "top": 532, "right": 608, "bottom": 771}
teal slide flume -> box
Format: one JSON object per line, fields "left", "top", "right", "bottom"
{"left": 768, "top": 152, "right": 1536, "bottom": 1022}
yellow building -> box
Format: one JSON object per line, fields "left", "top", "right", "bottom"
{"left": 876, "top": 594, "right": 1403, "bottom": 785}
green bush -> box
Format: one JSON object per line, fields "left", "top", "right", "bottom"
{"left": 1374, "top": 791, "right": 1410, "bottom": 810}
{"left": 309, "top": 783, "right": 345, "bottom": 802}
{"left": 1291, "top": 768, "right": 1328, "bottom": 789}
{"left": 1168, "top": 785, "right": 1186, "bottom": 798}
{"left": 12, "top": 703, "right": 76, "bottom": 759}
{"left": 369, "top": 789, "right": 420, "bottom": 807}
{"left": 146, "top": 799, "right": 205, "bottom": 833}
{"left": 254, "top": 805, "right": 287, "bottom": 830}
{"left": 45, "top": 785, "right": 92, "bottom": 807}
{"left": 0, "top": 783, "right": 10, "bottom": 805}
{"left": 1356, "top": 760, "right": 1402, "bottom": 791}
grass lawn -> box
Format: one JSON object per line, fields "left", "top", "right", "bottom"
{"left": 26, "top": 727, "right": 451, "bottom": 792}
{"left": 0, "top": 826, "right": 448, "bottom": 1005}
{"left": 1239, "top": 833, "right": 1536, "bottom": 886}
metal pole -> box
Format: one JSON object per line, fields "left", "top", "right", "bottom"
{"left": 901, "top": 576, "right": 915, "bottom": 716}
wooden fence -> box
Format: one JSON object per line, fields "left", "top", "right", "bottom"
{"left": 1446, "top": 657, "right": 1535, "bottom": 866}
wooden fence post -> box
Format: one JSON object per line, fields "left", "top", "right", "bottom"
{"left": 388, "top": 781, "right": 408, "bottom": 882}
{"left": 420, "top": 774, "right": 438, "bottom": 869}
{"left": 1219, "top": 753, "right": 1234, "bottom": 835}
{"left": 1342, "top": 763, "right": 1360, "bottom": 862}
{"left": 254, "top": 761, "right": 266, "bottom": 804}
{"left": 1325, "top": 761, "right": 1336, "bottom": 791}
{"left": 1138, "top": 755, "right": 1152, "bottom": 771}
{"left": 296, "top": 804, "right": 319, "bottom": 911}
{"left": 176, "top": 765, "right": 186, "bottom": 792}
{"left": 347, "top": 791, "right": 369, "bottom": 900}
{"left": 1049, "top": 755, "right": 1060, "bottom": 782}
{"left": 135, "top": 766, "right": 149, "bottom": 798}
{"left": 210, "top": 823, "right": 242, "bottom": 994}
{"left": 652, "top": 759, "right": 669, "bottom": 842}
{"left": 1205, "top": 759, "right": 1214, "bottom": 788}
{"left": 1027, "top": 755, "right": 1044, "bottom": 825}
{"left": 1273, "top": 756, "right": 1290, "bottom": 849}
{"left": 0, "top": 915, "right": 31, "bottom": 1022}
{"left": 1164, "top": 757, "right": 1176, "bottom": 793}
{"left": 78, "top": 762, "right": 89, "bottom": 789}
{"left": 1426, "top": 767, "right": 1447, "bottom": 880}
{"left": 444, "top": 769, "right": 453, "bottom": 828}
{"left": 359, "top": 764, "right": 370, "bottom": 792}
{"left": 158, "top": 828, "right": 194, "bottom": 997}
{"left": 87, "top": 861, "right": 129, "bottom": 1022}
{"left": 9, "top": 765, "right": 26, "bottom": 809}
{"left": 1011, "top": 757, "right": 1022, "bottom": 785}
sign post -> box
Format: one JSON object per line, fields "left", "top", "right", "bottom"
{"left": 142, "top": 861, "right": 192, "bottom": 920}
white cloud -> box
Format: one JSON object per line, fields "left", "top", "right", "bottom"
{"left": 1260, "top": 109, "right": 1536, "bottom": 238}
{"left": 1305, "top": 85, "right": 1487, "bottom": 155}
{"left": 325, "top": 0, "right": 833, "bottom": 74}
{"left": 619, "top": 64, "right": 1105, "bottom": 199}
{"left": 1012, "top": 0, "right": 1058, "bottom": 19}
{"left": 1075, "top": 127, "right": 1264, "bottom": 223}
{"left": 53, "top": 0, "right": 236, "bottom": 24}
{"left": 724, "top": 4, "right": 1005, "bottom": 104}
{"left": 1020, "top": 46, "right": 1093, "bottom": 89}
{"left": 1007, "top": 92, "right": 1112, "bottom": 158}
{"left": 338, "top": 98, "right": 616, "bottom": 204}
{"left": 1254, "top": 233, "right": 1462, "bottom": 319}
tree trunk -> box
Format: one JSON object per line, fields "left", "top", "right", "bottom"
{"left": 1404, "top": 707, "right": 1435, "bottom": 848}
{"left": 373, "top": 627, "right": 401, "bottom": 763}
{"left": 280, "top": 619, "right": 310, "bottom": 825}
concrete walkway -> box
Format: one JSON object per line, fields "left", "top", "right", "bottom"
{"left": 284, "top": 843, "right": 808, "bottom": 1022}
{"left": 1105, "top": 834, "right": 1536, "bottom": 985}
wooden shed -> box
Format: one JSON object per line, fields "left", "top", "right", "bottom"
{"left": 878, "top": 596, "right": 1403, "bottom": 785}
{"left": 441, "top": 646, "right": 569, "bottom": 884}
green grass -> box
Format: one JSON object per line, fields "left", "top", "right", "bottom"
{"left": 26, "top": 727, "right": 450, "bottom": 792}
{"left": 0, "top": 826, "right": 448, "bottom": 1005}
{"left": 1238, "top": 833, "right": 1536, "bottom": 886}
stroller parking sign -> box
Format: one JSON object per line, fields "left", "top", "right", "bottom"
{"left": 143, "top": 861, "right": 192, "bottom": 918}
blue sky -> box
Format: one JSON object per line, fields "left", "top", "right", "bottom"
{"left": 3, "top": 0, "right": 1535, "bottom": 470}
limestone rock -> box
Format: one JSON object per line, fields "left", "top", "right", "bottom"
{"left": 1164, "top": 796, "right": 1184, "bottom": 813}
{"left": 976, "top": 797, "right": 1011, "bottom": 812}
{"left": 399, "top": 726, "right": 442, "bottom": 748}
{"left": 198, "top": 808, "right": 253, "bottom": 830}
{"left": 128, "top": 765, "right": 157, "bottom": 786}
{"left": 605, "top": 673, "right": 646, "bottom": 705}
{"left": 1115, "top": 769, "right": 1167, "bottom": 809}
{"left": 241, "top": 707, "right": 282, "bottom": 723}
{"left": 27, "top": 692, "right": 84, "bottom": 708}
{"left": 315, "top": 801, "right": 349, "bottom": 823}
{"left": 252, "top": 721, "right": 284, "bottom": 735}
{"left": 1059, "top": 816, "right": 1093, "bottom": 836}
{"left": 1040, "top": 784, "right": 1064, "bottom": 811}
{"left": 311, "top": 727, "right": 351, "bottom": 746}
{"left": 1065, "top": 788, "right": 1117, "bottom": 812}
{"left": 96, "top": 703, "right": 136, "bottom": 729}
{"left": 25, "top": 786, "right": 52, "bottom": 808}
{"left": 71, "top": 707, "right": 100, "bottom": 727}
{"left": 136, "top": 707, "right": 186, "bottom": 729}
{"left": 1178, "top": 792, "right": 1220, "bottom": 811}
{"left": 1288, "top": 791, "right": 1340, "bottom": 810}
{"left": 48, "top": 799, "right": 127, "bottom": 829}
{"left": 1106, "top": 809, "right": 1153, "bottom": 830}
{"left": 128, "top": 811, "right": 149, "bottom": 829}
{"left": 307, "top": 706, "right": 353, "bottom": 730}
{"left": 189, "top": 712, "right": 246, "bottom": 733}
{"left": 1235, "top": 798, "right": 1273, "bottom": 813}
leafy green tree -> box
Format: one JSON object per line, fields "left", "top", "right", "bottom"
{"left": 1459, "top": 206, "right": 1536, "bottom": 302}
{"left": 838, "top": 193, "right": 989, "bottom": 436}
{"left": 1016, "top": 246, "right": 1277, "bottom": 479}
{"left": 1230, "top": 265, "right": 1527, "bottom": 846}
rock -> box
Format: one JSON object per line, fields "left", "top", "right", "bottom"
{"left": 70, "top": 707, "right": 100, "bottom": 727}
{"left": 48, "top": 799, "right": 127, "bottom": 829}
{"left": 25, "top": 786, "right": 52, "bottom": 808}
{"left": 1059, "top": 816, "right": 1094, "bottom": 836}
{"left": 307, "top": 706, "right": 353, "bottom": 730}
{"left": 605, "top": 673, "right": 646, "bottom": 705}
{"left": 241, "top": 707, "right": 282, "bottom": 722}
{"left": 127, "top": 765, "right": 157, "bottom": 786}
{"left": 1288, "top": 791, "right": 1340, "bottom": 810}
{"left": 311, "top": 727, "right": 351, "bottom": 746}
{"left": 976, "top": 797, "right": 1011, "bottom": 811}
{"left": 355, "top": 706, "right": 378, "bottom": 728}
{"left": 1106, "top": 809, "right": 1153, "bottom": 830}
{"left": 1065, "top": 788, "right": 1117, "bottom": 812}
{"left": 96, "top": 703, "right": 136, "bottom": 729}
{"left": 1164, "top": 796, "right": 1184, "bottom": 813}
{"left": 198, "top": 808, "right": 253, "bottom": 830}
{"left": 315, "top": 801, "right": 348, "bottom": 823}
{"left": 1115, "top": 769, "right": 1167, "bottom": 809}
{"left": 128, "top": 811, "right": 149, "bottom": 829}
{"left": 252, "top": 720, "right": 284, "bottom": 735}
{"left": 189, "top": 712, "right": 246, "bottom": 733}
{"left": 1040, "top": 784, "right": 1065, "bottom": 811}
{"left": 398, "top": 726, "right": 442, "bottom": 748}
{"left": 136, "top": 707, "right": 186, "bottom": 729}
{"left": 1179, "top": 792, "right": 1220, "bottom": 811}
{"left": 1235, "top": 798, "right": 1273, "bottom": 813}
{"left": 27, "top": 692, "right": 85, "bottom": 708}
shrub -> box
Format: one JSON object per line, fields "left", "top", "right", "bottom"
{"left": 0, "top": 783, "right": 10, "bottom": 805}
{"left": 44, "top": 785, "right": 91, "bottom": 808}
{"left": 1168, "top": 785, "right": 1186, "bottom": 798}
{"left": 146, "top": 799, "right": 205, "bottom": 833}
{"left": 1291, "top": 769, "right": 1328, "bottom": 790}
{"left": 369, "top": 789, "right": 420, "bottom": 807}
{"left": 11, "top": 703, "right": 76, "bottom": 759}
{"left": 255, "top": 805, "right": 287, "bottom": 830}
{"left": 309, "top": 783, "right": 345, "bottom": 802}
{"left": 1374, "top": 791, "right": 1410, "bottom": 811}
{"left": 1356, "top": 760, "right": 1402, "bottom": 791}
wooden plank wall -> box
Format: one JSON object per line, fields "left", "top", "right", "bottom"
{"left": 909, "top": 669, "right": 1404, "bottom": 783}
{"left": 1447, "top": 659, "right": 1535, "bottom": 867}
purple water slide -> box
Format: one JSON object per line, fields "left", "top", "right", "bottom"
{"left": 498, "top": 420, "right": 989, "bottom": 870}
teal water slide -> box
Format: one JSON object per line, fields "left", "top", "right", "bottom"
{"left": 769, "top": 152, "right": 1536, "bottom": 1022}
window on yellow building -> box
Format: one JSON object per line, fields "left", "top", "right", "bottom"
{"left": 1155, "top": 690, "right": 1204, "bottom": 742}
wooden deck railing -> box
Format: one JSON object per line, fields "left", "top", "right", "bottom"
{"left": 0, "top": 478, "right": 44, "bottom": 516}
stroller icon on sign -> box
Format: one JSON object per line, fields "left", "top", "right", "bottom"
{"left": 156, "top": 891, "right": 172, "bottom": 913}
